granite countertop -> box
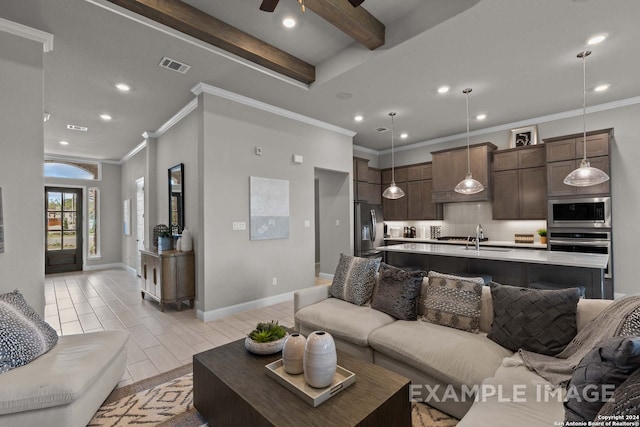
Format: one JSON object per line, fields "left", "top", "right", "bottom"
{"left": 377, "top": 242, "right": 609, "bottom": 269}
{"left": 383, "top": 237, "right": 547, "bottom": 249}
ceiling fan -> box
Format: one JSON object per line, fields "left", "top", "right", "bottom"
{"left": 259, "top": 0, "right": 365, "bottom": 12}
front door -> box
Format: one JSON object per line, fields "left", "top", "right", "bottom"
{"left": 45, "top": 187, "right": 83, "bottom": 274}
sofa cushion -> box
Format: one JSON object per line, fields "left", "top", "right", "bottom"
{"left": 0, "top": 330, "right": 129, "bottom": 414}
{"left": 488, "top": 283, "right": 580, "bottom": 355}
{"left": 422, "top": 272, "right": 483, "bottom": 333}
{"left": 0, "top": 290, "right": 58, "bottom": 374}
{"left": 368, "top": 320, "right": 513, "bottom": 389}
{"left": 597, "top": 367, "right": 640, "bottom": 418}
{"left": 295, "top": 298, "right": 395, "bottom": 346}
{"left": 565, "top": 336, "right": 640, "bottom": 422}
{"left": 329, "top": 254, "right": 381, "bottom": 306}
{"left": 371, "top": 264, "right": 424, "bottom": 321}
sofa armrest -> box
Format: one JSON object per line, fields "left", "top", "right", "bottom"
{"left": 576, "top": 298, "right": 614, "bottom": 331}
{"left": 294, "top": 284, "right": 331, "bottom": 314}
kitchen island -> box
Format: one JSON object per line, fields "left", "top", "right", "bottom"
{"left": 378, "top": 243, "right": 610, "bottom": 299}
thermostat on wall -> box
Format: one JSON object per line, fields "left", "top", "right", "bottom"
{"left": 292, "top": 154, "right": 303, "bottom": 164}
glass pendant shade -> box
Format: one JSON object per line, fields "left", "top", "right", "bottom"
{"left": 563, "top": 158, "right": 610, "bottom": 186}
{"left": 564, "top": 51, "right": 610, "bottom": 187}
{"left": 382, "top": 181, "right": 405, "bottom": 199}
{"left": 454, "top": 88, "right": 485, "bottom": 195}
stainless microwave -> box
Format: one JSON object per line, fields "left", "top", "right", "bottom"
{"left": 548, "top": 197, "right": 611, "bottom": 228}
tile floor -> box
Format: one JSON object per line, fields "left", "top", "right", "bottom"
{"left": 45, "top": 268, "right": 299, "bottom": 388}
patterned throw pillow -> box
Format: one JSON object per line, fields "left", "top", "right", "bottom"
{"left": 0, "top": 290, "right": 59, "bottom": 374}
{"left": 371, "top": 263, "right": 425, "bottom": 320}
{"left": 329, "top": 254, "right": 381, "bottom": 306}
{"left": 619, "top": 307, "right": 640, "bottom": 337}
{"left": 422, "top": 271, "right": 483, "bottom": 333}
{"left": 597, "top": 367, "right": 640, "bottom": 418}
{"left": 487, "top": 283, "right": 580, "bottom": 355}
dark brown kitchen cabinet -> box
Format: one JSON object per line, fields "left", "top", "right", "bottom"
{"left": 140, "top": 249, "right": 195, "bottom": 312}
{"left": 407, "top": 179, "right": 443, "bottom": 220}
{"left": 354, "top": 157, "right": 370, "bottom": 182}
{"left": 382, "top": 167, "right": 408, "bottom": 184}
{"left": 382, "top": 181, "right": 408, "bottom": 220}
{"left": 382, "top": 163, "right": 441, "bottom": 220}
{"left": 544, "top": 128, "right": 612, "bottom": 197}
{"left": 431, "top": 142, "right": 497, "bottom": 203}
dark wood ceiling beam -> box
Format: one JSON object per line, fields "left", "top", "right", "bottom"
{"left": 305, "top": 0, "right": 385, "bottom": 50}
{"left": 106, "top": 0, "right": 315, "bottom": 84}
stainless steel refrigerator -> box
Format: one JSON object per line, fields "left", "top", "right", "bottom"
{"left": 354, "top": 202, "right": 384, "bottom": 258}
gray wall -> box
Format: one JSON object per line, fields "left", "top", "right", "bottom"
{"left": 377, "top": 103, "right": 640, "bottom": 296}
{"left": 200, "top": 93, "right": 353, "bottom": 314}
{"left": 46, "top": 163, "right": 122, "bottom": 268}
{"left": 121, "top": 148, "right": 146, "bottom": 270}
{"left": 0, "top": 33, "right": 45, "bottom": 314}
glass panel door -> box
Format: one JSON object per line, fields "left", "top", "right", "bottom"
{"left": 45, "top": 187, "right": 83, "bottom": 274}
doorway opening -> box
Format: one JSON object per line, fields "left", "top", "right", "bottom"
{"left": 45, "top": 187, "right": 83, "bottom": 274}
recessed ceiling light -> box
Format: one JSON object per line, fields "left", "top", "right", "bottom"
{"left": 282, "top": 17, "right": 296, "bottom": 28}
{"left": 354, "top": 115, "right": 364, "bottom": 122}
{"left": 594, "top": 84, "right": 610, "bottom": 92}
{"left": 437, "top": 86, "right": 450, "bottom": 94}
{"left": 400, "top": 133, "right": 408, "bottom": 139}
{"left": 476, "top": 114, "right": 487, "bottom": 120}
{"left": 587, "top": 34, "right": 608, "bottom": 45}
{"left": 59, "top": 140, "right": 69, "bottom": 146}
{"left": 115, "top": 83, "right": 131, "bottom": 92}
{"left": 99, "top": 114, "right": 112, "bottom": 121}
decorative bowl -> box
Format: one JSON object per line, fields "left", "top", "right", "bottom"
{"left": 244, "top": 333, "right": 289, "bottom": 355}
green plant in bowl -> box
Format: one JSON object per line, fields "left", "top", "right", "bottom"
{"left": 248, "top": 321, "right": 287, "bottom": 343}
{"left": 537, "top": 229, "right": 547, "bottom": 237}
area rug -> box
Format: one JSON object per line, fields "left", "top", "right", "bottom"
{"left": 89, "top": 364, "right": 458, "bottom": 427}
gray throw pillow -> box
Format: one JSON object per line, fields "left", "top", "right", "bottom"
{"left": 371, "top": 263, "right": 425, "bottom": 320}
{"left": 1, "top": 290, "right": 59, "bottom": 373}
{"left": 597, "top": 367, "right": 640, "bottom": 418}
{"left": 329, "top": 254, "right": 381, "bottom": 306}
{"left": 422, "top": 271, "right": 483, "bottom": 333}
{"left": 565, "top": 336, "right": 640, "bottom": 422}
{"left": 488, "top": 283, "right": 580, "bottom": 355}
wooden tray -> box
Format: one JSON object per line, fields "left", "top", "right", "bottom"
{"left": 265, "top": 359, "right": 356, "bottom": 407}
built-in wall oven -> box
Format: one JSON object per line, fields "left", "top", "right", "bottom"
{"left": 548, "top": 230, "right": 612, "bottom": 279}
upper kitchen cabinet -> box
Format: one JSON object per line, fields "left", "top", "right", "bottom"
{"left": 431, "top": 142, "right": 497, "bottom": 203}
{"left": 492, "top": 145, "right": 546, "bottom": 220}
{"left": 381, "top": 163, "right": 442, "bottom": 220}
{"left": 545, "top": 129, "right": 612, "bottom": 197}
{"left": 353, "top": 157, "right": 383, "bottom": 204}
{"left": 381, "top": 166, "right": 408, "bottom": 220}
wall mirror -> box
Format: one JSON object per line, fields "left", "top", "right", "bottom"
{"left": 168, "top": 163, "right": 184, "bottom": 235}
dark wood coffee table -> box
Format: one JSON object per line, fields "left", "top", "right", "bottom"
{"left": 193, "top": 338, "right": 411, "bottom": 426}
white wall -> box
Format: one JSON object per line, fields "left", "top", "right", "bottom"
{"left": 200, "top": 93, "right": 353, "bottom": 315}
{"left": 378, "top": 103, "right": 640, "bottom": 296}
{"left": 0, "top": 32, "right": 45, "bottom": 314}
{"left": 121, "top": 148, "right": 146, "bottom": 270}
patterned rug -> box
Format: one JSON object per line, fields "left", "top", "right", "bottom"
{"left": 89, "top": 364, "right": 458, "bottom": 427}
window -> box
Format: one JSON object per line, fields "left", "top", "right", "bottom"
{"left": 88, "top": 187, "right": 99, "bottom": 257}
{"left": 44, "top": 161, "right": 98, "bottom": 180}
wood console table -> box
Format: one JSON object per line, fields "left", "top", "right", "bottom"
{"left": 140, "top": 249, "right": 195, "bottom": 311}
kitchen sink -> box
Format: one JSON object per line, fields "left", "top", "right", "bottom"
{"left": 459, "top": 247, "right": 512, "bottom": 252}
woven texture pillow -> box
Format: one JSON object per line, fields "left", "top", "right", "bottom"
{"left": 422, "top": 271, "right": 483, "bottom": 333}
{"left": 329, "top": 254, "right": 381, "bottom": 306}
{"left": 597, "top": 367, "right": 640, "bottom": 418}
{"left": 371, "top": 263, "right": 425, "bottom": 320}
{"left": 565, "top": 336, "right": 640, "bottom": 422}
{"left": 488, "top": 283, "right": 580, "bottom": 355}
{"left": 1, "top": 290, "right": 59, "bottom": 373}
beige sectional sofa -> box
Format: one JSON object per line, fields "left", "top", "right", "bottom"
{"left": 294, "top": 281, "right": 612, "bottom": 424}
{"left": 0, "top": 330, "right": 129, "bottom": 427}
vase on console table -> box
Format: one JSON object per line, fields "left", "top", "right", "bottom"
{"left": 304, "top": 331, "right": 337, "bottom": 388}
{"left": 181, "top": 228, "right": 193, "bottom": 252}
{"left": 282, "top": 333, "right": 306, "bottom": 375}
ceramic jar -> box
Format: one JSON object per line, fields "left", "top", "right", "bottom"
{"left": 181, "top": 228, "right": 193, "bottom": 252}
{"left": 282, "top": 333, "right": 306, "bottom": 375}
{"left": 303, "top": 331, "right": 337, "bottom": 388}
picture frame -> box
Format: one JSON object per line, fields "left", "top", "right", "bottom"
{"left": 509, "top": 125, "right": 538, "bottom": 148}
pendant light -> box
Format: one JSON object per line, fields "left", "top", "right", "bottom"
{"left": 382, "top": 112, "right": 405, "bottom": 199}
{"left": 563, "top": 51, "right": 610, "bottom": 187}
{"left": 454, "top": 88, "right": 485, "bottom": 195}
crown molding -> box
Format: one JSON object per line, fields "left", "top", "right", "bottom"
{"left": 192, "top": 82, "right": 357, "bottom": 138}
{"left": 143, "top": 97, "right": 199, "bottom": 140}
{"left": 352, "top": 144, "right": 379, "bottom": 155}
{"left": 120, "top": 140, "right": 147, "bottom": 163}
{"left": 0, "top": 18, "right": 53, "bottom": 52}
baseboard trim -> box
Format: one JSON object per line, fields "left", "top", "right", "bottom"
{"left": 84, "top": 262, "right": 126, "bottom": 271}
{"left": 197, "top": 291, "right": 295, "bottom": 323}
{"left": 318, "top": 272, "right": 334, "bottom": 280}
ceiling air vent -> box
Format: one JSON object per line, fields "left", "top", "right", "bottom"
{"left": 67, "top": 124, "right": 88, "bottom": 132}
{"left": 375, "top": 127, "right": 389, "bottom": 133}
{"left": 159, "top": 56, "right": 191, "bottom": 74}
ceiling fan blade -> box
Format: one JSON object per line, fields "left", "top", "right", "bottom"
{"left": 259, "top": 0, "right": 279, "bottom": 12}
{"left": 348, "top": 0, "right": 365, "bottom": 6}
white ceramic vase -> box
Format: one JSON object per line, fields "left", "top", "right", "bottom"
{"left": 303, "top": 331, "right": 337, "bottom": 388}
{"left": 282, "top": 333, "right": 306, "bottom": 375}
{"left": 181, "top": 228, "right": 193, "bottom": 252}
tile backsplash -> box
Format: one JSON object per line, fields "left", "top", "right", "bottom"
{"left": 386, "top": 202, "right": 546, "bottom": 242}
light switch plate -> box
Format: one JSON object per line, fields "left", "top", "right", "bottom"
{"left": 304, "top": 220, "right": 311, "bottom": 228}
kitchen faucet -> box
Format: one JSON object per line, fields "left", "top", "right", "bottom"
{"left": 475, "top": 223, "right": 483, "bottom": 250}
